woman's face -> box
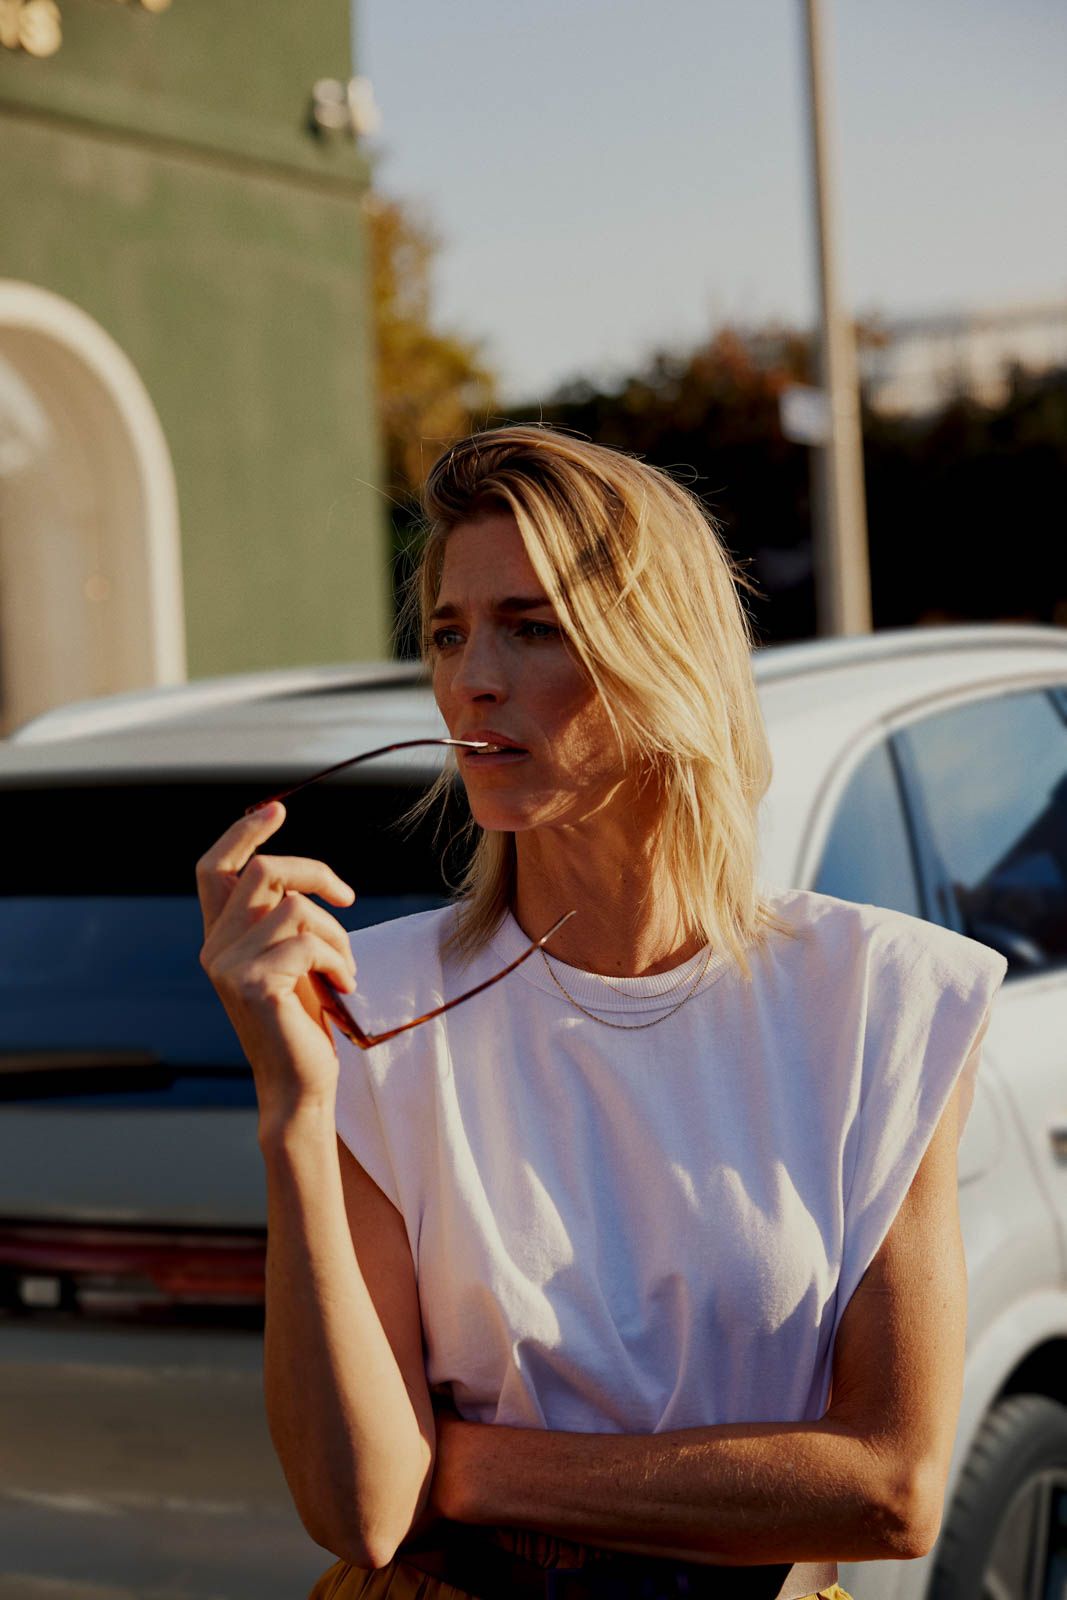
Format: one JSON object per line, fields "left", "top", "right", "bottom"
{"left": 431, "top": 509, "right": 631, "bottom": 833}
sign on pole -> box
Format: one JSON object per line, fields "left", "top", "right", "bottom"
{"left": 778, "top": 383, "right": 832, "bottom": 447}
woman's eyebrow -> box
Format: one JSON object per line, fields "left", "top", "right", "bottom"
{"left": 429, "top": 595, "right": 554, "bottom": 622}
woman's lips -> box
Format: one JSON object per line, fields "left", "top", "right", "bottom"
{"left": 462, "top": 746, "right": 530, "bottom": 765}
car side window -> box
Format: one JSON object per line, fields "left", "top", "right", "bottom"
{"left": 812, "top": 739, "right": 922, "bottom": 917}
{"left": 898, "top": 688, "right": 1067, "bottom": 974}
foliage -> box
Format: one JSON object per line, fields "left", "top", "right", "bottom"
{"left": 508, "top": 329, "right": 1067, "bottom": 645}
{"left": 366, "top": 190, "right": 498, "bottom": 649}
{"left": 862, "top": 366, "right": 1067, "bottom": 633}
{"left": 365, "top": 188, "right": 1065, "bottom": 647}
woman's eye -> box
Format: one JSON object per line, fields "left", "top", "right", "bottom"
{"left": 430, "top": 621, "right": 558, "bottom": 650}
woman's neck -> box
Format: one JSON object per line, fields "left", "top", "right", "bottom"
{"left": 511, "top": 827, "right": 705, "bottom": 979}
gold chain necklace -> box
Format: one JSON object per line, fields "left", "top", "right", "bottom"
{"left": 590, "top": 946, "right": 711, "bottom": 997}
{"left": 539, "top": 943, "right": 715, "bottom": 1029}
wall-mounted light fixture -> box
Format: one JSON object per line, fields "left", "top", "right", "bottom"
{"left": 1, "top": 0, "right": 170, "bottom": 60}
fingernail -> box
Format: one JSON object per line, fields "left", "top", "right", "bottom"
{"left": 255, "top": 801, "right": 279, "bottom": 820}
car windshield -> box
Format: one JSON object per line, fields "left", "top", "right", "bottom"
{"left": 0, "top": 776, "right": 466, "bottom": 1107}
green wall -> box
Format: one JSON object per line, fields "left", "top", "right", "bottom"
{"left": 0, "top": 0, "right": 390, "bottom": 675}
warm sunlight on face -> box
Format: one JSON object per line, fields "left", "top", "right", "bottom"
{"left": 431, "top": 509, "right": 632, "bottom": 834}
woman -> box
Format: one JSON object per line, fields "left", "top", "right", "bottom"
{"left": 197, "top": 425, "right": 1007, "bottom": 1600}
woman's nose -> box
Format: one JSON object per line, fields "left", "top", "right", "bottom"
{"left": 451, "top": 629, "right": 510, "bottom": 702}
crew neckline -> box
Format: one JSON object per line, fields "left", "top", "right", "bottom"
{"left": 490, "top": 907, "right": 735, "bottom": 1013}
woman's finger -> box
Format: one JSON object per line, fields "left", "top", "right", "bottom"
{"left": 206, "top": 853, "right": 356, "bottom": 954}
{"left": 227, "top": 931, "right": 357, "bottom": 1005}
{"left": 195, "top": 802, "right": 289, "bottom": 938}
{"left": 236, "top": 855, "right": 356, "bottom": 905}
{"left": 220, "top": 890, "right": 357, "bottom": 981}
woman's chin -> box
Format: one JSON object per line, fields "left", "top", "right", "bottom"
{"left": 467, "top": 801, "right": 543, "bottom": 833}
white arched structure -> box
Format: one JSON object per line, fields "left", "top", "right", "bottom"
{"left": 0, "top": 281, "right": 186, "bottom": 735}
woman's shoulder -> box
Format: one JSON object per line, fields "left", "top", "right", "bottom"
{"left": 762, "top": 884, "right": 1007, "bottom": 995}
{"left": 764, "top": 889, "right": 1004, "bottom": 985}
{"left": 339, "top": 905, "right": 459, "bottom": 1058}
{"left": 348, "top": 902, "right": 457, "bottom": 969}
{"left": 761, "top": 890, "right": 1008, "bottom": 1145}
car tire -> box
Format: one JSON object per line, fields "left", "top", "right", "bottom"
{"left": 927, "top": 1393, "right": 1067, "bottom": 1600}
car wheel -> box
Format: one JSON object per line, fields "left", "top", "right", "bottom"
{"left": 928, "top": 1394, "right": 1067, "bottom": 1600}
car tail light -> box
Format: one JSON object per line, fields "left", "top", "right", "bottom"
{"left": 0, "top": 1220, "right": 266, "bottom": 1324}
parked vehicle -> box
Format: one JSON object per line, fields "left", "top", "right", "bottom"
{"left": 1, "top": 623, "right": 1065, "bottom": 1600}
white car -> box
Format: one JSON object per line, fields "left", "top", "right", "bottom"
{"left": 1, "top": 622, "right": 1065, "bottom": 1600}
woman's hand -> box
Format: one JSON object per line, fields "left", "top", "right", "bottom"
{"left": 196, "top": 801, "right": 358, "bottom": 1127}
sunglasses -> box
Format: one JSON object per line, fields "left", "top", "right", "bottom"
{"left": 244, "top": 738, "right": 575, "bottom": 1049}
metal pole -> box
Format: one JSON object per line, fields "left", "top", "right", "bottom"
{"left": 802, "top": 0, "right": 872, "bottom": 636}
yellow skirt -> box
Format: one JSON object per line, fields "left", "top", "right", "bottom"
{"left": 307, "top": 1526, "right": 854, "bottom": 1600}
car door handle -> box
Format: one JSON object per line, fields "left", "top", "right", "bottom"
{"left": 1049, "top": 1125, "right": 1067, "bottom": 1163}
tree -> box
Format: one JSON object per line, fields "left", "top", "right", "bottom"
{"left": 366, "top": 191, "right": 498, "bottom": 649}
{"left": 511, "top": 326, "right": 1067, "bottom": 643}
{"left": 513, "top": 324, "right": 815, "bottom": 643}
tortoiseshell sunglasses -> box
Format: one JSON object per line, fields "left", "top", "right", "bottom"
{"left": 244, "top": 738, "right": 575, "bottom": 1050}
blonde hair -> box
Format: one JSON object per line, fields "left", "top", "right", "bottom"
{"left": 396, "top": 424, "right": 797, "bottom": 981}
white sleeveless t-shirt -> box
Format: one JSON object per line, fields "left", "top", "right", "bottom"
{"left": 330, "top": 887, "right": 1007, "bottom": 1434}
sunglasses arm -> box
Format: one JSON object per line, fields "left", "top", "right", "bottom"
{"left": 313, "top": 909, "right": 577, "bottom": 1050}
{"left": 243, "top": 738, "right": 489, "bottom": 816}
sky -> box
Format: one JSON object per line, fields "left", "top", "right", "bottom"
{"left": 355, "top": 1, "right": 1066, "bottom": 403}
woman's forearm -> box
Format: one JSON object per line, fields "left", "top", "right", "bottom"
{"left": 432, "top": 1414, "right": 920, "bottom": 1565}
{"left": 259, "top": 1102, "right": 431, "bottom": 1566}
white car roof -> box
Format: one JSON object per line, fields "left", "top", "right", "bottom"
{"left": 5, "top": 623, "right": 1066, "bottom": 884}
{"left": 8, "top": 659, "right": 427, "bottom": 745}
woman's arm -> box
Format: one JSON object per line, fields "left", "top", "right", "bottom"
{"left": 431, "top": 1411, "right": 909, "bottom": 1565}
{"left": 194, "top": 807, "right": 437, "bottom": 1569}
{"left": 260, "top": 1109, "right": 436, "bottom": 1568}
{"left": 423, "top": 1085, "right": 966, "bottom": 1567}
